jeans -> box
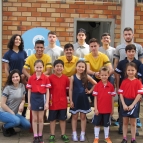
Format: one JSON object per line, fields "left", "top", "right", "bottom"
{"left": 0, "top": 111, "right": 31, "bottom": 129}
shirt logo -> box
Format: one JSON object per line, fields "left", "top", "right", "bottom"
{"left": 41, "top": 84, "right": 46, "bottom": 87}
{"left": 39, "top": 107, "right": 43, "bottom": 109}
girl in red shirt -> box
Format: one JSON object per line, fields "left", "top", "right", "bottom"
{"left": 118, "top": 62, "right": 143, "bottom": 143}
{"left": 27, "top": 60, "right": 51, "bottom": 143}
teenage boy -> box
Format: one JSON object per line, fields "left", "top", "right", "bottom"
{"left": 48, "top": 59, "right": 70, "bottom": 143}
{"left": 44, "top": 31, "right": 63, "bottom": 64}
{"left": 115, "top": 44, "right": 142, "bottom": 135}
{"left": 23, "top": 40, "right": 52, "bottom": 78}
{"left": 58, "top": 43, "right": 79, "bottom": 77}
{"left": 73, "top": 28, "right": 89, "bottom": 58}
{"left": 84, "top": 38, "right": 114, "bottom": 105}
{"left": 114, "top": 27, "right": 143, "bottom": 131}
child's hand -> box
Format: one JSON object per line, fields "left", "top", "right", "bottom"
{"left": 70, "top": 101, "right": 74, "bottom": 108}
{"left": 123, "top": 104, "right": 128, "bottom": 111}
{"left": 18, "top": 103, "right": 24, "bottom": 112}
{"left": 94, "top": 109, "right": 99, "bottom": 115}
{"left": 28, "top": 103, "right": 31, "bottom": 110}
{"left": 128, "top": 104, "right": 134, "bottom": 111}
{"left": 85, "top": 88, "right": 91, "bottom": 94}
{"left": 44, "top": 104, "right": 49, "bottom": 110}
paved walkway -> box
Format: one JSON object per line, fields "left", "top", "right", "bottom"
{"left": 0, "top": 104, "right": 143, "bottom": 143}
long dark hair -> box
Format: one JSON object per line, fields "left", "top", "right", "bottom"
{"left": 125, "top": 62, "right": 138, "bottom": 78}
{"left": 4, "top": 69, "right": 22, "bottom": 87}
{"left": 76, "top": 60, "right": 88, "bottom": 88}
{"left": 7, "top": 34, "right": 24, "bottom": 51}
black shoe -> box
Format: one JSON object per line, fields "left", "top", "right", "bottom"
{"left": 1, "top": 125, "right": 11, "bottom": 137}
{"left": 131, "top": 140, "right": 137, "bottom": 143}
{"left": 136, "top": 131, "right": 139, "bottom": 136}
{"left": 33, "top": 137, "right": 39, "bottom": 143}
{"left": 118, "top": 127, "right": 123, "bottom": 134}
{"left": 38, "top": 136, "right": 44, "bottom": 143}
{"left": 121, "top": 139, "right": 127, "bottom": 143}
{"left": 9, "top": 128, "right": 17, "bottom": 135}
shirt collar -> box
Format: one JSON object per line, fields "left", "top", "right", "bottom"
{"left": 124, "top": 57, "right": 136, "bottom": 63}
{"left": 64, "top": 56, "right": 77, "bottom": 63}
{"left": 99, "top": 80, "right": 110, "bottom": 87}
{"left": 76, "top": 42, "right": 87, "bottom": 48}
{"left": 33, "top": 73, "right": 44, "bottom": 80}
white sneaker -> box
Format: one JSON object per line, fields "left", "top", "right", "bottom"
{"left": 80, "top": 134, "right": 85, "bottom": 142}
{"left": 72, "top": 135, "right": 78, "bottom": 142}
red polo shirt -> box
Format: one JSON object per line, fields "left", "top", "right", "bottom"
{"left": 49, "top": 74, "right": 69, "bottom": 110}
{"left": 118, "top": 78, "right": 143, "bottom": 99}
{"left": 92, "top": 81, "right": 116, "bottom": 113}
{"left": 26, "top": 73, "right": 51, "bottom": 94}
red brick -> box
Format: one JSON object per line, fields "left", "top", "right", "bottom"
{"left": 41, "top": 13, "right": 51, "bottom": 17}
{"left": 32, "top": 3, "right": 41, "bottom": 7}
{"left": 97, "top": 5, "right": 108, "bottom": 10}
{"left": 27, "top": 17, "right": 36, "bottom": 21}
{"left": 137, "top": 12, "right": 143, "bottom": 15}
{"left": 80, "top": 14, "right": 89, "bottom": 17}
{"left": 3, "top": 7, "right": 7, "bottom": 11}
{"left": 41, "top": 4, "right": 50, "bottom": 7}
{"left": 3, "top": 16, "right": 7, "bottom": 20}
{"left": 51, "top": 4, "right": 60, "bottom": 8}
{"left": 66, "top": 9, "right": 75, "bottom": 13}
{"left": 59, "top": 32, "right": 70, "bottom": 37}
{"left": 12, "top": 31, "right": 22, "bottom": 35}
{"left": 69, "top": 4, "right": 79, "bottom": 8}
{"left": 3, "top": 30, "right": 12, "bottom": 35}
{"left": 65, "top": 18, "right": 74, "bottom": 22}
{"left": 46, "top": 18, "right": 55, "bottom": 22}
{"left": 18, "top": 17, "right": 27, "bottom": 21}
{"left": 56, "top": 27, "right": 66, "bottom": 31}
{"left": 18, "top": 26, "right": 27, "bottom": 31}
{"left": 8, "top": 16, "right": 17, "bottom": 20}
{"left": 3, "top": 21, "right": 12, "bottom": 26}
{"left": 32, "top": 22, "right": 41, "bottom": 26}
{"left": 12, "top": 12, "right": 21, "bottom": 16}
{"left": 103, "top": 10, "right": 113, "bottom": 14}
{"left": 37, "top": 8, "right": 46, "bottom": 12}
{"left": 37, "top": 17, "right": 46, "bottom": 21}
{"left": 61, "top": 13, "right": 70, "bottom": 17}
{"left": 75, "top": 9, "right": 84, "bottom": 14}
{"left": 17, "top": 7, "right": 27, "bottom": 11}
{"left": 32, "top": 12, "right": 41, "bottom": 17}
{"left": 89, "top": 14, "right": 99, "bottom": 18}
{"left": 3, "top": 26, "right": 7, "bottom": 30}
{"left": 50, "top": 22, "right": 59, "bottom": 26}
{"left": 27, "top": 7, "right": 37, "bottom": 12}
{"left": 12, "top": 21, "right": 21, "bottom": 25}
{"left": 3, "top": 12, "right": 12, "bottom": 16}
{"left": 136, "top": 7, "right": 141, "bottom": 11}
{"left": 85, "top": 10, "right": 94, "bottom": 13}
{"left": 41, "top": 22, "right": 50, "bottom": 26}
{"left": 56, "top": 9, "right": 66, "bottom": 13}
{"left": 22, "top": 3, "right": 31, "bottom": 7}
{"left": 3, "top": 2, "right": 12, "bottom": 6}
{"left": 79, "top": 5, "right": 89, "bottom": 9}
{"left": 59, "top": 23, "right": 69, "bottom": 27}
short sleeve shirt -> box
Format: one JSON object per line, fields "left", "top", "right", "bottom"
{"left": 2, "top": 50, "right": 27, "bottom": 74}
{"left": 84, "top": 52, "right": 111, "bottom": 72}
{"left": 49, "top": 74, "right": 69, "bottom": 110}
{"left": 24, "top": 54, "right": 52, "bottom": 75}
{"left": 118, "top": 78, "right": 143, "bottom": 99}
{"left": 26, "top": 73, "right": 51, "bottom": 94}
{"left": 139, "top": 64, "right": 143, "bottom": 83}
{"left": 92, "top": 81, "right": 116, "bottom": 113}
{"left": 73, "top": 42, "right": 89, "bottom": 58}
{"left": 58, "top": 56, "right": 79, "bottom": 77}
{"left": 115, "top": 58, "right": 142, "bottom": 84}
{"left": 0, "top": 83, "right": 26, "bottom": 114}
{"left": 99, "top": 46, "right": 115, "bottom": 66}
{"left": 113, "top": 43, "right": 143, "bottom": 61}
{"left": 44, "top": 45, "right": 63, "bottom": 64}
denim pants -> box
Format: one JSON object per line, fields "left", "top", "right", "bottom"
{"left": 0, "top": 111, "right": 31, "bottom": 129}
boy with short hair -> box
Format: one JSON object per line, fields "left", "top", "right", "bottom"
{"left": 115, "top": 44, "right": 142, "bottom": 135}
{"left": 58, "top": 43, "right": 79, "bottom": 77}
{"left": 48, "top": 59, "right": 70, "bottom": 143}
{"left": 92, "top": 66, "right": 116, "bottom": 143}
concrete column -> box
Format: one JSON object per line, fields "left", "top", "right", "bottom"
{"left": 0, "top": 0, "right": 2, "bottom": 93}
{"left": 121, "top": 0, "right": 135, "bottom": 43}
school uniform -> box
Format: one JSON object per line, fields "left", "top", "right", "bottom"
{"left": 118, "top": 78, "right": 143, "bottom": 118}
{"left": 92, "top": 81, "right": 116, "bottom": 127}
{"left": 48, "top": 74, "right": 69, "bottom": 121}
{"left": 26, "top": 73, "right": 51, "bottom": 111}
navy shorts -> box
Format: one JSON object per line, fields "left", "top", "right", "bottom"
{"left": 31, "top": 92, "right": 45, "bottom": 111}
{"left": 92, "top": 113, "right": 111, "bottom": 127}
{"left": 121, "top": 97, "right": 139, "bottom": 118}
{"left": 48, "top": 109, "right": 67, "bottom": 121}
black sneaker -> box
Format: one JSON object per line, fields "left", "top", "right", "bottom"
{"left": 118, "top": 126, "right": 123, "bottom": 134}
{"left": 39, "top": 136, "right": 44, "bottom": 143}
{"left": 49, "top": 135, "right": 55, "bottom": 143}
{"left": 33, "top": 137, "right": 39, "bottom": 143}
{"left": 61, "top": 134, "right": 69, "bottom": 143}
{"left": 9, "top": 128, "right": 17, "bottom": 135}
{"left": 1, "top": 125, "right": 11, "bottom": 137}
{"left": 131, "top": 140, "right": 137, "bottom": 143}
{"left": 121, "top": 139, "right": 127, "bottom": 143}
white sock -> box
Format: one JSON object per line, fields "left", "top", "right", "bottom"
{"left": 94, "top": 127, "right": 100, "bottom": 138}
{"left": 73, "top": 131, "right": 77, "bottom": 136}
{"left": 81, "top": 131, "right": 85, "bottom": 136}
{"left": 104, "top": 127, "right": 109, "bottom": 139}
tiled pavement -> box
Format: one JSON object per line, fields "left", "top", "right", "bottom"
{"left": 0, "top": 104, "right": 143, "bottom": 143}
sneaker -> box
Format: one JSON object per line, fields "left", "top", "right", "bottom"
{"left": 131, "top": 140, "right": 137, "bottom": 143}
{"left": 39, "top": 136, "right": 44, "bottom": 143}
{"left": 72, "top": 135, "right": 78, "bottom": 142}
{"left": 136, "top": 118, "right": 142, "bottom": 128}
{"left": 136, "top": 128, "right": 139, "bottom": 136}
{"left": 9, "top": 128, "right": 17, "bottom": 135}
{"left": 105, "top": 137, "right": 112, "bottom": 143}
{"left": 114, "top": 118, "right": 119, "bottom": 126}
{"left": 33, "top": 137, "right": 39, "bottom": 143}
{"left": 121, "top": 139, "right": 127, "bottom": 143}
{"left": 93, "top": 138, "right": 99, "bottom": 143}
{"left": 61, "top": 134, "right": 69, "bottom": 143}
{"left": 118, "top": 126, "right": 123, "bottom": 134}
{"left": 49, "top": 135, "right": 55, "bottom": 143}
{"left": 1, "top": 125, "right": 11, "bottom": 137}
{"left": 80, "top": 134, "right": 85, "bottom": 142}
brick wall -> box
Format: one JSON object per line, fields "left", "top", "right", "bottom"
{"left": 2, "top": 0, "right": 122, "bottom": 86}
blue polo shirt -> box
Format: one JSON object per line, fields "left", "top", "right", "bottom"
{"left": 139, "top": 64, "right": 143, "bottom": 83}
{"left": 115, "top": 57, "right": 142, "bottom": 85}
{"left": 2, "top": 50, "right": 27, "bottom": 74}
